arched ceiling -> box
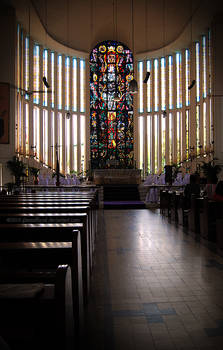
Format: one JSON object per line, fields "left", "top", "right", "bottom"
{"left": 10, "top": 0, "right": 223, "bottom": 57}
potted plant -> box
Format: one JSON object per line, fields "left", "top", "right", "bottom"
{"left": 6, "top": 156, "right": 27, "bottom": 187}
{"left": 29, "top": 167, "right": 40, "bottom": 185}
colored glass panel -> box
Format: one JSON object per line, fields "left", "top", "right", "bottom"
{"left": 196, "top": 105, "right": 200, "bottom": 155}
{"left": 90, "top": 40, "right": 134, "bottom": 169}
{"left": 65, "top": 117, "right": 70, "bottom": 174}
{"left": 138, "top": 61, "right": 143, "bottom": 113}
{"left": 202, "top": 35, "right": 207, "bottom": 98}
{"left": 203, "top": 102, "right": 207, "bottom": 151}
{"left": 57, "top": 55, "right": 62, "bottom": 109}
{"left": 161, "top": 115, "right": 166, "bottom": 170}
{"left": 177, "top": 112, "right": 181, "bottom": 163}
{"left": 186, "top": 110, "right": 189, "bottom": 160}
{"left": 161, "top": 57, "right": 166, "bottom": 111}
{"left": 147, "top": 115, "right": 151, "bottom": 173}
{"left": 80, "top": 115, "right": 86, "bottom": 172}
{"left": 154, "top": 114, "right": 158, "bottom": 173}
{"left": 168, "top": 56, "right": 173, "bottom": 109}
{"left": 147, "top": 60, "right": 151, "bottom": 112}
{"left": 51, "top": 52, "right": 55, "bottom": 108}
{"left": 72, "top": 58, "right": 77, "bottom": 111}
{"left": 80, "top": 59, "right": 85, "bottom": 113}
{"left": 58, "top": 112, "right": 63, "bottom": 171}
{"left": 25, "top": 37, "right": 29, "bottom": 100}
{"left": 169, "top": 113, "right": 173, "bottom": 164}
{"left": 196, "top": 42, "right": 200, "bottom": 102}
{"left": 176, "top": 53, "right": 182, "bottom": 108}
{"left": 33, "top": 45, "right": 40, "bottom": 104}
{"left": 43, "top": 109, "right": 48, "bottom": 164}
{"left": 43, "top": 49, "right": 48, "bottom": 107}
{"left": 33, "top": 107, "right": 40, "bottom": 159}
{"left": 139, "top": 116, "right": 144, "bottom": 170}
{"left": 65, "top": 56, "right": 70, "bottom": 110}
{"left": 51, "top": 112, "right": 55, "bottom": 169}
{"left": 154, "top": 59, "right": 159, "bottom": 112}
{"left": 185, "top": 49, "right": 190, "bottom": 106}
{"left": 72, "top": 114, "right": 78, "bottom": 173}
{"left": 208, "top": 29, "right": 212, "bottom": 95}
{"left": 25, "top": 104, "right": 29, "bottom": 155}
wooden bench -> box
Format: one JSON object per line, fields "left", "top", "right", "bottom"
{"left": 0, "top": 264, "right": 76, "bottom": 350}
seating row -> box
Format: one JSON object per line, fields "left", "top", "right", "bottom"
{"left": 0, "top": 190, "right": 99, "bottom": 349}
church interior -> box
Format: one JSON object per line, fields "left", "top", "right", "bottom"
{"left": 0, "top": 0, "right": 223, "bottom": 349}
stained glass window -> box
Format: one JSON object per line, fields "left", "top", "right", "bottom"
{"left": 139, "top": 116, "right": 144, "bottom": 170}
{"left": 176, "top": 53, "right": 182, "bottom": 108}
{"left": 33, "top": 107, "right": 40, "bottom": 159}
{"left": 168, "top": 56, "right": 173, "bottom": 109}
{"left": 161, "top": 57, "right": 166, "bottom": 111}
{"left": 186, "top": 110, "right": 190, "bottom": 160}
{"left": 58, "top": 112, "right": 63, "bottom": 171}
{"left": 147, "top": 60, "right": 152, "bottom": 112}
{"left": 154, "top": 59, "right": 159, "bottom": 112}
{"left": 80, "top": 115, "right": 86, "bottom": 172}
{"left": 65, "top": 117, "right": 70, "bottom": 174}
{"left": 57, "top": 55, "right": 62, "bottom": 109}
{"left": 43, "top": 109, "right": 48, "bottom": 164}
{"left": 25, "top": 104, "right": 29, "bottom": 155}
{"left": 169, "top": 113, "right": 173, "bottom": 164}
{"left": 138, "top": 61, "right": 143, "bottom": 113}
{"left": 208, "top": 29, "right": 212, "bottom": 95}
{"left": 17, "top": 24, "right": 20, "bottom": 91}
{"left": 202, "top": 35, "right": 207, "bottom": 99}
{"left": 161, "top": 115, "right": 166, "bottom": 170}
{"left": 90, "top": 40, "right": 134, "bottom": 169}
{"left": 147, "top": 115, "right": 152, "bottom": 173}
{"left": 154, "top": 114, "right": 159, "bottom": 173}
{"left": 72, "top": 114, "right": 78, "bottom": 172}
{"left": 65, "top": 56, "right": 70, "bottom": 110}
{"left": 203, "top": 102, "right": 207, "bottom": 151}
{"left": 33, "top": 45, "right": 40, "bottom": 104}
{"left": 72, "top": 58, "right": 77, "bottom": 112}
{"left": 196, "top": 42, "right": 200, "bottom": 102}
{"left": 43, "top": 49, "right": 48, "bottom": 107}
{"left": 25, "top": 37, "right": 29, "bottom": 100}
{"left": 51, "top": 52, "right": 55, "bottom": 108}
{"left": 51, "top": 112, "right": 55, "bottom": 169}
{"left": 80, "top": 59, "right": 85, "bottom": 113}
{"left": 185, "top": 49, "right": 190, "bottom": 106}
{"left": 177, "top": 112, "right": 181, "bottom": 163}
{"left": 196, "top": 105, "right": 200, "bottom": 155}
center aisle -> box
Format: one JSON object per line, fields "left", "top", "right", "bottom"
{"left": 84, "top": 209, "right": 223, "bottom": 350}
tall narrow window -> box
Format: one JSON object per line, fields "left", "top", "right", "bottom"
{"left": 51, "top": 112, "right": 55, "bottom": 169}
{"left": 43, "top": 49, "right": 48, "bottom": 107}
{"left": 147, "top": 115, "right": 151, "bottom": 173}
{"left": 168, "top": 56, "right": 173, "bottom": 109}
{"left": 154, "top": 59, "right": 159, "bottom": 112}
{"left": 203, "top": 102, "right": 207, "bottom": 152}
{"left": 196, "top": 105, "right": 200, "bottom": 155}
{"left": 51, "top": 52, "right": 55, "bottom": 108}
{"left": 80, "top": 115, "right": 86, "bottom": 172}
{"left": 186, "top": 110, "right": 190, "bottom": 160}
{"left": 176, "top": 53, "right": 182, "bottom": 108}
{"left": 208, "top": 29, "right": 212, "bottom": 95}
{"left": 161, "top": 57, "right": 166, "bottom": 111}
{"left": 196, "top": 42, "right": 200, "bottom": 102}
{"left": 80, "top": 59, "right": 85, "bottom": 113}
{"left": 25, "top": 104, "right": 29, "bottom": 155}
{"left": 65, "top": 117, "right": 70, "bottom": 174}
{"left": 139, "top": 116, "right": 144, "bottom": 170}
{"left": 65, "top": 56, "right": 70, "bottom": 110}
{"left": 72, "top": 58, "right": 77, "bottom": 112}
{"left": 210, "top": 98, "right": 213, "bottom": 144}
{"left": 57, "top": 55, "right": 62, "bottom": 109}
{"left": 17, "top": 24, "right": 20, "bottom": 91}
{"left": 154, "top": 114, "right": 159, "bottom": 173}
{"left": 147, "top": 60, "right": 151, "bottom": 112}
{"left": 33, "top": 45, "right": 40, "bottom": 104}
{"left": 58, "top": 112, "right": 63, "bottom": 171}
{"left": 138, "top": 61, "right": 143, "bottom": 113}
{"left": 176, "top": 112, "right": 181, "bottom": 163}
{"left": 33, "top": 107, "right": 40, "bottom": 159}
{"left": 25, "top": 37, "right": 29, "bottom": 100}
{"left": 169, "top": 113, "right": 173, "bottom": 164}
{"left": 43, "top": 110, "right": 48, "bottom": 165}
{"left": 72, "top": 114, "right": 78, "bottom": 173}
{"left": 202, "top": 36, "right": 207, "bottom": 99}
{"left": 161, "top": 115, "right": 166, "bottom": 170}
{"left": 185, "top": 49, "right": 190, "bottom": 106}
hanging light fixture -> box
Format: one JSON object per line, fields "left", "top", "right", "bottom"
{"left": 129, "top": 0, "right": 138, "bottom": 94}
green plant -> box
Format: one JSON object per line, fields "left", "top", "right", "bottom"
{"left": 6, "top": 156, "right": 27, "bottom": 186}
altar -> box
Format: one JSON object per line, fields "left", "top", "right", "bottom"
{"left": 93, "top": 169, "right": 141, "bottom": 185}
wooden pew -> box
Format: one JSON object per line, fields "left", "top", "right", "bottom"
{"left": 0, "top": 264, "right": 75, "bottom": 350}
{"left": 0, "top": 221, "right": 91, "bottom": 306}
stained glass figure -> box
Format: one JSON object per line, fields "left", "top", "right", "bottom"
{"left": 90, "top": 40, "right": 134, "bottom": 169}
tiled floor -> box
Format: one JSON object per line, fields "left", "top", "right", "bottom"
{"left": 84, "top": 209, "right": 223, "bottom": 350}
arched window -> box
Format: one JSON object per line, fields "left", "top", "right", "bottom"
{"left": 90, "top": 40, "right": 134, "bottom": 169}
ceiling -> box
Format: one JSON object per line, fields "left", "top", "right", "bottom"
{"left": 9, "top": 0, "right": 223, "bottom": 57}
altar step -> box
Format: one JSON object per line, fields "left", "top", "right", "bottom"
{"left": 103, "top": 184, "right": 145, "bottom": 209}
